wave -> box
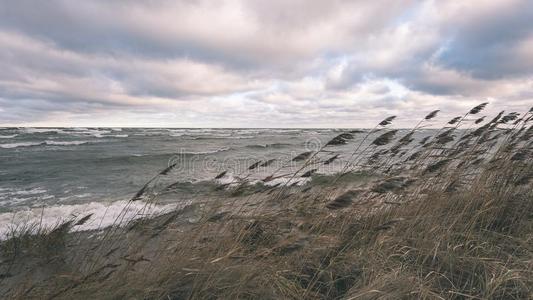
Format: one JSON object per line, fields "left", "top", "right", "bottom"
{"left": 20, "top": 128, "right": 117, "bottom": 139}
{"left": 169, "top": 131, "right": 191, "bottom": 137}
{"left": 136, "top": 129, "right": 258, "bottom": 139}
{"left": 133, "top": 130, "right": 168, "bottom": 136}
{"left": 0, "top": 187, "right": 55, "bottom": 208}
{"left": 65, "top": 129, "right": 111, "bottom": 138}
{"left": 0, "top": 140, "right": 90, "bottom": 149}
{"left": 245, "top": 143, "right": 292, "bottom": 149}
{"left": 179, "top": 147, "right": 231, "bottom": 155}
{"left": 45, "top": 140, "right": 90, "bottom": 146}
{"left": 214, "top": 172, "right": 238, "bottom": 185}
{"left": 214, "top": 172, "right": 311, "bottom": 187}
{"left": 193, "top": 135, "right": 255, "bottom": 140}
{"left": 6, "top": 187, "right": 47, "bottom": 196}
{"left": 65, "top": 127, "right": 89, "bottom": 131}
{"left": 0, "top": 134, "right": 17, "bottom": 139}
{"left": 107, "top": 134, "right": 129, "bottom": 138}
{"left": 23, "top": 128, "right": 64, "bottom": 134}
{"left": 0, "top": 142, "right": 44, "bottom": 149}
{"left": 0, "top": 200, "right": 178, "bottom": 240}
{"left": 267, "top": 129, "right": 306, "bottom": 134}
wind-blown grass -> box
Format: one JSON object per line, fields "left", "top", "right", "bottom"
{"left": 0, "top": 103, "right": 532, "bottom": 299}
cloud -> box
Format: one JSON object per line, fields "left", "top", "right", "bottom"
{"left": 0, "top": 0, "right": 531, "bottom": 127}
{"left": 0, "top": 0, "right": 411, "bottom": 68}
{"left": 432, "top": 0, "right": 533, "bottom": 79}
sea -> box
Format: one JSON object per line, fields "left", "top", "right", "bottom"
{"left": 0, "top": 127, "right": 430, "bottom": 236}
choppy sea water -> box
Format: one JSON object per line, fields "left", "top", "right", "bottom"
{"left": 0, "top": 127, "right": 432, "bottom": 236}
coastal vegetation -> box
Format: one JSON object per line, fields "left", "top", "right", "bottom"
{"left": 1, "top": 104, "right": 532, "bottom": 299}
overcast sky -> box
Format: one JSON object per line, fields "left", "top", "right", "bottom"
{"left": 0, "top": 0, "right": 532, "bottom": 127}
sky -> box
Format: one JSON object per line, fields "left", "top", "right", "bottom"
{"left": 0, "top": 0, "right": 532, "bottom": 128}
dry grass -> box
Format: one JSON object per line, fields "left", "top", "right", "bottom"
{"left": 0, "top": 103, "right": 532, "bottom": 299}
{"left": 1, "top": 220, "right": 73, "bottom": 261}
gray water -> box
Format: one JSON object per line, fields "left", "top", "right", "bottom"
{"left": 0, "top": 127, "right": 433, "bottom": 234}
{"left": 0, "top": 128, "right": 343, "bottom": 212}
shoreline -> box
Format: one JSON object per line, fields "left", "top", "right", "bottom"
{"left": 0, "top": 171, "right": 372, "bottom": 240}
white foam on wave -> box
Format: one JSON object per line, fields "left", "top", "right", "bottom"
{"left": 229, "top": 136, "right": 255, "bottom": 139}
{"left": 108, "top": 134, "right": 128, "bottom": 138}
{"left": 68, "top": 128, "right": 89, "bottom": 131}
{"left": 180, "top": 147, "right": 231, "bottom": 155}
{"left": 0, "top": 140, "right": 92, "bottom": 149}
{"left": 9, "top": 187, "right": 47, "bottom": 196}
{"left": 268, "top": 129, "right": 304, "bottom": 134}
{"left": 23, "top": 128, "right": 64, "bottom": 134}
{"left": 0, "top": 142, "right": 43, "bottom": 149}
{"left": 132, "top": 128, "right": 170, "bottom": 136}
{"left": 0, "top": 134, "right": 17, "bottom": 139}
{"left": 66, "top": 129, "right": 111, "bottom": 138}
{"left": 0, "top": 200, "right": 178, "bottom": 240}
{"left": 0, "top": 187, "right": 55, "bottom": 207}
{"left": 169, "top": 132, "right": 186, "bottom": 137}
{"left": 194, "top": 135, "right": 255, "bottom": 140}
{"left": 214, "top": 172, "right": 311, "bottom": 187}
{"left": 215, "top": 172, "right": 238, "bottom": 185}
{"left": 45, "top": 140, "right": 90, "bottom": 146}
